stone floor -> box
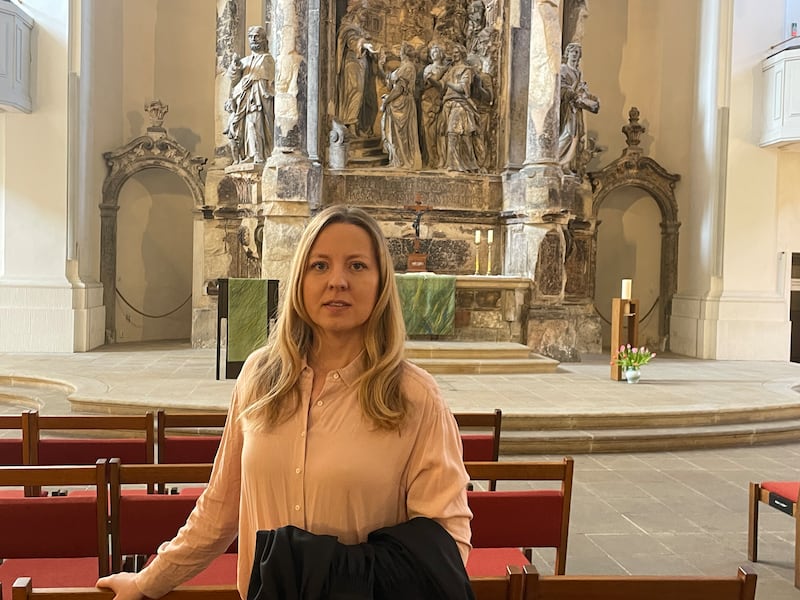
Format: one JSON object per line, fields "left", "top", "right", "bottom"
{"left": 1, "top": 340, "right": 799, "bottom": 597}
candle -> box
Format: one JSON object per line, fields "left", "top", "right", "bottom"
{"left": 475, "top": 230, "right": 481, "bottom": 244}
{"left": 621, "top": 279, "right": 632, "bottom": 300}
{"left": 487, "top": 229, "right": 494, "bottom": 244}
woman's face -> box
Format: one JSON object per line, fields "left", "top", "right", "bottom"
{"left": 430, "top": 46, "right": 443, "bottom": 62}
{"left": 301, "top": 223, "right": 380, "bottom": 345}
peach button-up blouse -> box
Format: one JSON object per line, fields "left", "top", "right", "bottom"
{"left": 135, "top": 349, "right": 472, "bottom": 599}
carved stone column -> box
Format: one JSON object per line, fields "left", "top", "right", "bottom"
{"left": 260, "top": 0, "right": 321, "bottom": 288}
{"left": 524, "top": 0, "right": 562, "bottom": 172}
{"left": 99, "top": 204, "right": 120, "bottom": 343}
{"left": 504, "top": 0, "right": 563, "bottom": 280}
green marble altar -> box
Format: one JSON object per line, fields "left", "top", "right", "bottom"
{"left": 395, "top": 273, "right": 456, "bottom": 336}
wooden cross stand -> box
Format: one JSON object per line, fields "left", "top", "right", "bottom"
{"left": 610, "top": 297, "right": 640, "bottom": 381}
{"left": 403, "top": 197, "right": 432, "bottom": 272}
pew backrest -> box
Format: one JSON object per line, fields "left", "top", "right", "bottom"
{"left": 465, "top": 459, "right": 574, "bottom": 576}
{"left": 0, "top": 461, "right": 109, "bottom": 593}
{"left": 521, "top": 564, "right": 757, "bottom": 600}
{"left": 108, "top": 460, "right": 223, "bottom": 572}
{"left": 156, "top": 410, "right": 225, "bottom": 464}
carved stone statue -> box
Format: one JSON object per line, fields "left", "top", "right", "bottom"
{"left": 468, "top": 29, "right": 496, "bottom": 171}
{"left": 381, "top": 42, "right": 422, "bottom": 170}
{"left": 433, "top": 0, "right": 468, "bottom": 47}
{"left": 558, "top": 42, "right": 599, "bottom": 175}
{"left": 420, "top": 43, "right": 449, "bottom": 168}
{"left": 441, "top": 44, "right": 480, "bottom": 173}
{"left": 223, "top": 26, "right": 275, "bottom": 165}
{"left": 336, "top": 9, "right": 381, "bottom": 138}
{"left": 465, "top": 0, "right": 487, "bottom": 53}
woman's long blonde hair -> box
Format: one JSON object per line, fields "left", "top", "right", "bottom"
{"left": 239, "top": 205, "right": 408, "bottom": 430}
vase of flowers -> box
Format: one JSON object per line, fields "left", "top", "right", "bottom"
{"left": 613, "top": 344, "right": 656, "bottom": 384}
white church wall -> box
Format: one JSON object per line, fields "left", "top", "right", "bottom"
{"left": 777, "top": 152, "right": 800, "bottom": 253}
{"left": 112, "top": 0, "right": 214, "bottom": 343}
{"left": 711, "top": 0, "right": 789, "bottom": 360}
{"left": 0, "top": 0, "right": 80, "bottom": 351}
{"left": 583, "top": 0, "right": 697, "bottom": 352}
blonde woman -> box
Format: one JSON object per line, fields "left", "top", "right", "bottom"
{"left": 97, "top": 205, "right": 472, "bottom": 599}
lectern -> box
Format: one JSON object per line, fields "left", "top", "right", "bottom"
{"left": 610, "top": 298, "right": 639, "bottom": 381}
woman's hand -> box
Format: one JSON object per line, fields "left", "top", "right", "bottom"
{"left": 96, "top": 572, "right": 147, "bottom": 600}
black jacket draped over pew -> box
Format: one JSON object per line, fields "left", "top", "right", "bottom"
{"left": 247, "top": 517, "right": 474, "bottom": 600}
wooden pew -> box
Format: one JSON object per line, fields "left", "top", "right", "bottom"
{"left": 521, "top": 564, "right": 757, "bottom": 600}
{"left": 23, "top": 411, "right": 154, "bottom": 496}
{"left": 0, "top": 413, "right": 29, "bottom": 467}
{"left": 155, "top": 411, "right": 224, "bottom": 493}
{"left": 748, "top": 479, "right": 799, "bottom": 589}
{"left": 156, "top": 411, "right": 225, "bottom": 466}
{"left": 25, "top": 412, "right": 154, "bottom": 467}
{"left": 455, "top": 410, "right": 503, "bottom": 491}
{"left": 0, "top": 462, "right": 109, "bottom": 598}
{"left": 465, "top": 459, "right": 574, "bottom": 578}
{"left": 12, "top": 567, "right": 525, "bottom": 600}
{"left": 471, "top": 565, "right": 525, "bottom": 600}
{"left": 11, "top": 579, "right": 239, "bottom": 600}
{"left": 108, "top": 460, "right": 236, "bottom": 584}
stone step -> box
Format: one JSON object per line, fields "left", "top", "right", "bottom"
{"left": 498, "top": 418, "right": 800, "bottom": 454}
{"left": 500, "top": 403, "right": 800, "bottom": 431}
{"left": 405, "top": 341, "right": 536, "bottom": 360}
{"left": 405, "top": 341, "right": 559, "bottom": 374}
{"left": 409, "top": 356, "right": 559, "bottom": 374}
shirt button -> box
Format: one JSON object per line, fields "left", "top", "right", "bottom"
{"left": 333, "top": 373, "right": 340, "bottom": 380}
{"left": 316, "top": 400, "right": 323, "bottom": 406}
{"left": 294, "top": 504, "right": 300, "bottom": 511}
{"left": 295, "top": 467, "right": 302, "bottom": 474}
{"left": 300, "top": 431, "right": 305, "bottom": 437}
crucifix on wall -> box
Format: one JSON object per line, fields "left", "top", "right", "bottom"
{"left": 403, "top": 196, "right": 432, "bottom": 272}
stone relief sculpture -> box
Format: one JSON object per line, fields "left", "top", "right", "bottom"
{"left": 558, "top": 42, "right": 599, "bottom": 175}
{"left": 381, "top": 42, "right": 423, "bottom": 169}
{"left": 238, "top": 218, "right": 264, "bottom": 261}
{"left": 328, "top": 0, "right": 502, "bottom": 173}
{"left": 420, "top": 43, "right": 449, "bottom": 168}
{"left": 465, "top": 0, "right": 487, "bottom": 54}
{"left": 432, "top": 0, "right": 468, "bottom": 47}
{"left": 441, "top": 44, "right": 480, "bottom": 172}
{"left": 468, "top": 28, "right": 496, "bottom": 171}
{"left": 337, "top": 9, "right": 382, "bottom": 138}
{"left": 223, "top": 25, "right": 275, "bottom": 165}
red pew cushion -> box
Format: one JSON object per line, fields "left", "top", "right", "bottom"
{"left": 0, "top": 558, "right": 100, "bottom": 600}
{"left": 762, "top": 481, "right": 799, "bottom": 502}
{"left": 465, "top": 548, "right": 530, "bottom": 577}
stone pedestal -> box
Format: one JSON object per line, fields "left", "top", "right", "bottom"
{"left": 260, "top": 157, "right": 320, "bottom": 287}
{"left": 526, "top": 303, "right": 601, "bottom": 362}
{"left": 192, "top": 165, "right": 265, "bottom": 348}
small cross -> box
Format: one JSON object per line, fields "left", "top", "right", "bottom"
{"left": 403, "top": 196, "right": 432, "bottom": 252}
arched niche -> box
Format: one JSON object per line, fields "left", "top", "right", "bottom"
{"left": 100, "top": 101, "right": 207, "bottom": 343}
{"left": 588, "top": 107, "right": 680, "bottom": 347}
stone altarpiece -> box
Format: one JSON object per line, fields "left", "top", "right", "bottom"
{"left": 193, "top": 0, "right": 606, "bottom": 361}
